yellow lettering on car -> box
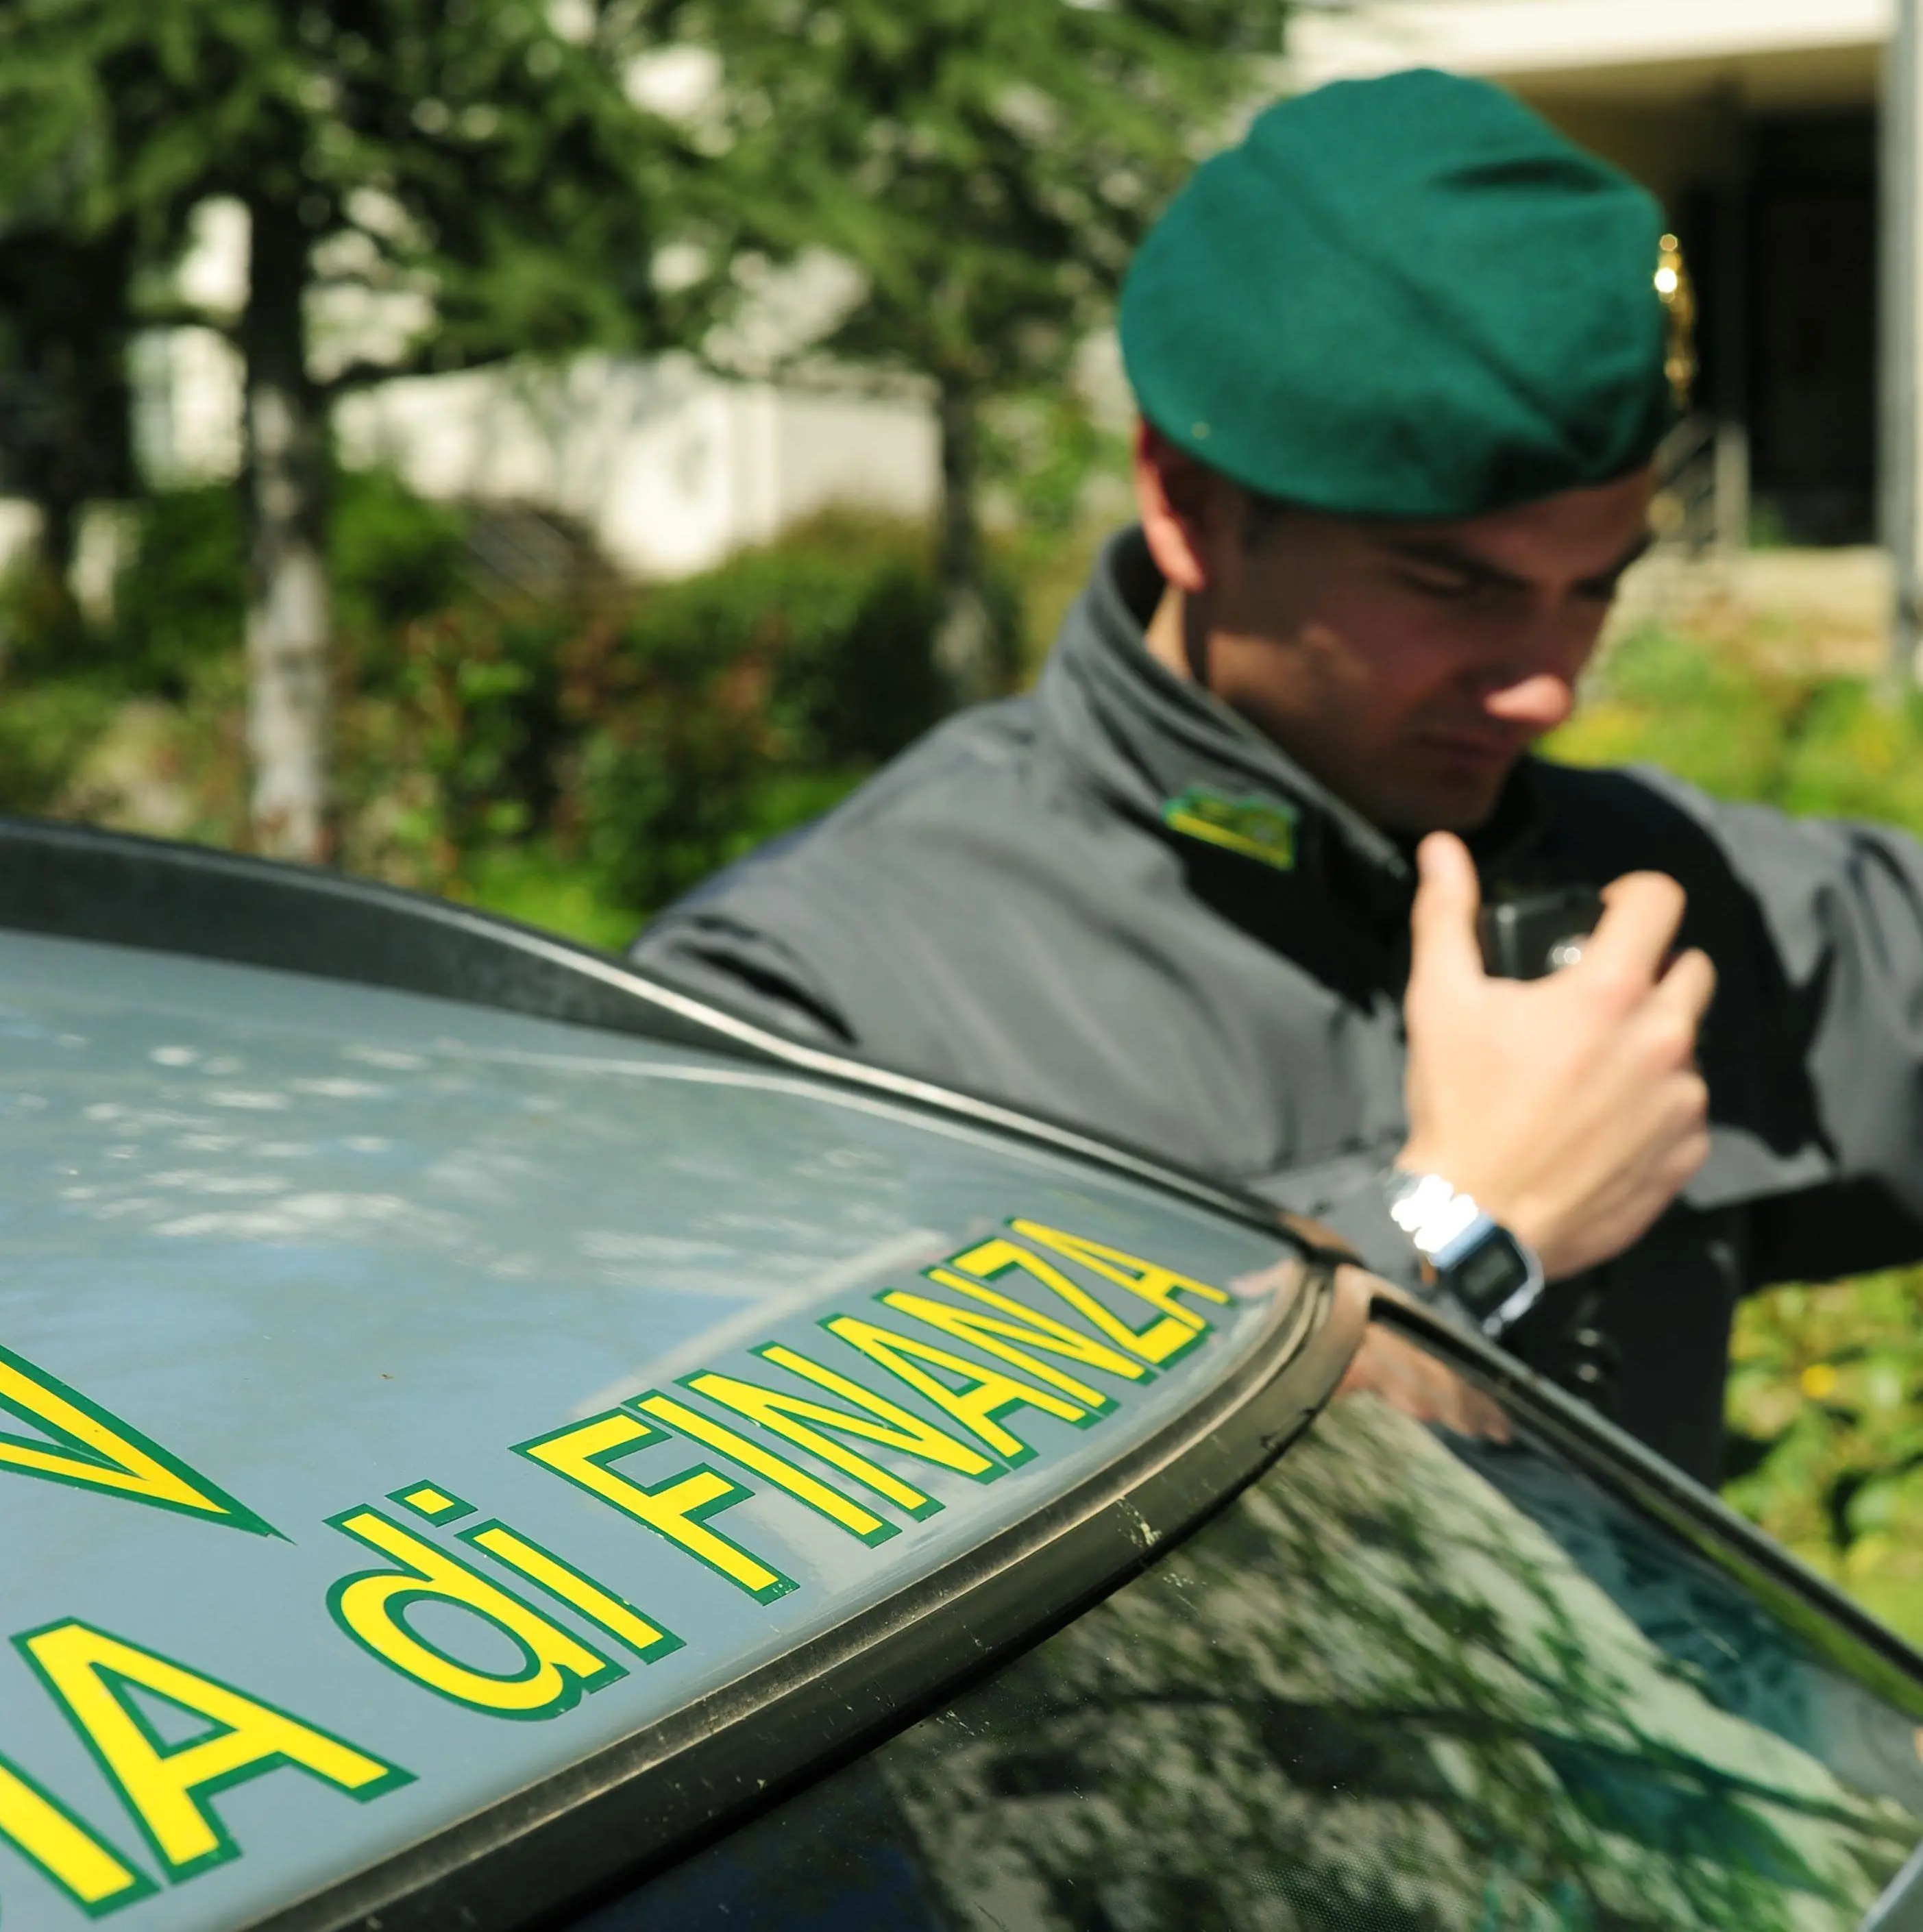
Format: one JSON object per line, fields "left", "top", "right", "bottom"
{"left": 0, "top": 1343, "right": 275, "bottom": 1536}
{"left": 328, "top": 1507, "right": 625, "bottom": 1717}
{"left": 943, "top": 1237, "right": 1197, "bottom": 1365}
{"left": 458, "top": 1522, "right": 683, "bottom": 1662}
{"left": 948, "top": 1227, "right": 1229, "bottom": 1367}
{"left": 631, "top": 1392, "right": 897, "bottom": 1545}
{"left": 17, "top": 1619, "right": 409, "bottom": 1880}
{"left": 892, "top": 1273, "right": 1159, "bottom": 1410}
{"left": 391, "top": 1482, "right": 467, "bottom": 1523}
{"left": 687, "top": 1347, "right": 1005, "bottom": 1519}
{"left": 1010, "top": 1223, "right": 1233, "bottom": 1329}
{"left": 0, "top": 1751, "right": 154, "bottom": 1914}
{"left": 824, "top": 1317, "right": 1094, "bottom": 1465}
{"left": 514, "top": 1413, "right": 796, "bottom": 1604}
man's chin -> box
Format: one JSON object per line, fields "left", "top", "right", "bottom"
{"left": 1369, "top": 769, "right": 1515, "bottom": 839}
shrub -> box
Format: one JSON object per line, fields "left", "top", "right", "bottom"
{"left": 0, "top": 676, "right": 126, "bottom": 816}
{"left": 1778, "top": 680, "right": 1923, "bottom": 833}
{"left": 87, "top": 472, "right": 469, "bottom": 702}
{"left": 106, "top": 485, "right": 245, "bottom": 694}
{"left": 1725, "top": 1269, "right": 1923, "bottom": 1645}
{"left": 556, "top": 511, "right": 953, "bottom": 914}
{"left": 3, "top": 480, "right": 957, "bottom": 932}
{"left": 1545, "top": 624, "right": 1802, "bottom": 802}
{"left": 330, "top": 471, "right": 469, "bottom": 684}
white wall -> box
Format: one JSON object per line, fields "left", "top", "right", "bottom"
{"left": 130, "top": 328, "right": 245, "bottom": 488}
{"left": 0, "top": 501, "right": 40, "bottom": 583}
{"left": 333, "top": 356, "right": 938, "bottom": 579}
{"left": 128, "top": 197, "right": 940, "bottom": 581}
{"left": 1288, "top": 0, "right": 1887, "bottom": 109}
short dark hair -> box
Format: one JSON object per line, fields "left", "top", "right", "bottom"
{"left": 1239, "top": 486, "right": 1296, "bottom": 552}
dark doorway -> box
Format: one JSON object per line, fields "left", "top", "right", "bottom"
{"left": 1746, "top": 112, "right": 1877, "bottom": 546}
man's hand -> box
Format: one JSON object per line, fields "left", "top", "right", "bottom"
{"left": 1337, "top": 1322, "right": 1512, "bottom": 1439}
{"left": 1399, "top": 832, "right": 1715, "bottom": 1282}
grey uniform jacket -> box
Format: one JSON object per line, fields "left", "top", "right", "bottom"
{"left": 635, "top": 528, "right": 1923, "bottom": 1484}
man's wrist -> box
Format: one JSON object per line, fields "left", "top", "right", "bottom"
{"left": 1394, "top": 1143, "right": 1554, "bottom": 1264}
{"left": 1382, "top": 1161, "right": 1546, "bottom": 1336}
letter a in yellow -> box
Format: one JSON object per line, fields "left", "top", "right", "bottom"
{"left": 0, "top": 1750, "right": 154, "bottom": 1916}
{"left": 0, "top": 1343, "right": 277, "bottom": 1537}
{"left": 17, "top": 1620, "right": 411, "bottom": 1881}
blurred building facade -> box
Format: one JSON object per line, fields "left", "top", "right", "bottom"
{"left": 122, "top": 200, "right": 938, "bottom": 586}
{"left": 1290, "top": 0, "right": 1887, "bottom": 554}
{"left": 23, "top": 15, "right": 1900, "bottom": 602}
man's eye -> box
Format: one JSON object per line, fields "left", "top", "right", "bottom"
{"left": 1396, "top": 569, "right": 1480, "bottom": 600}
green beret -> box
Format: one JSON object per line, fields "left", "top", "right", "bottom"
{"left": 1118, "top": 69, "right": 1673, "bottom": 519}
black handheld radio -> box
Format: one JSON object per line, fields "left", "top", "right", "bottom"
{"left": 1477, "top": 885, "right": 1604, "bottom": 981}
{"left": 1473, "top": 883, "right": 1617, "bottom": 1398}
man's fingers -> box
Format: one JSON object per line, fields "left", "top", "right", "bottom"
{"left": 1652, "top": 945, "right": 1717, "bottom": 1030}
{"left": 1583, "top": 870, "right": 1687, "bottom": 986}
{"left": 1408, "top": 833, "right": 1486, "bottom": 997}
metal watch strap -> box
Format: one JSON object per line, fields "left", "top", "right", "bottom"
{"left": 1384, "top": 1167, "right": 1484, "bottom": 1264}
{"left": 1382, "top": 1165, "right": 1545, "bottom": 1336}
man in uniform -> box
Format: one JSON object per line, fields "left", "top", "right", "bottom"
{"left": 633, "top": 69, "right": 1923, "bottom": 1486}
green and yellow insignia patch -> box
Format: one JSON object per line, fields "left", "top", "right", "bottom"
{"left": 1162, "top": 787, "right": 1297, "bottom": 872}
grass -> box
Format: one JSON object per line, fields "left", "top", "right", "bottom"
{"left": 452, "top": 843, "right": 643, "bottom": 954}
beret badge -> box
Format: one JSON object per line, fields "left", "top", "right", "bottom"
{"left": 1655, "top": 232, "right": 1696, "bottom": 411}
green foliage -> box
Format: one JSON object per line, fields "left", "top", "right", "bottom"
{"left": 0, "top": 0, "right": 701, "bottom": 373}
{"left": 0, "top": 552, "right": 99, "bottom": 681}
{"left": 1547, "top": 624, "right": 1797, "bottom": 801}
{"left": 1726, "top": 1273, "right": 1923, "bottom": 1646}
{"left": 330, "top": 472, "right": 468, "bottom": 658}
{"left": 1778, "top": 681, "right": 1923, "bottom": 832}
{"left": 0, "top": 213, "right": 138, "bottom": 570}
{"left": 331, "top": 509, "right": 948, "bottom": 913}
{"left": 0, "top": 674, "right": 128, "bottom": 818}
{"left": 629, "top": 0, "right": 1285, "bottom": 698}
{"left": 651, "top": 0, "right": 1288, "bottom": 400}
{"left": 451, "top": 843, "right": 641, "bottom": 955}
{"left": 560, "top": 511, "right": 948, "bottom": 910}
{"left": 1549, "top": 622, "right": 1923, "bottom": 829}
{"left": 0, "top": 0, "right": 718, "bottom": 855}
{"left": 103, "top": 485, "right": 245, "bottom": 692}
{"left": 1550, "top": 624, "right": 1923, "bottom": 1644}
{"left": 4, "top": 471, "right": 468, "bottom": 699}
{"left": 0, "top": 474, "right": 949, "bottom": 938}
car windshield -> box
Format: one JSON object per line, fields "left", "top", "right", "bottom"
{"left": 589, "top": 1316, "right": 1923, "bottom": 1932}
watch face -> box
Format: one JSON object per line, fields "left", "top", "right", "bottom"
{"left": 1447, "top": 1226, "right": 1542, "bottom": 1335}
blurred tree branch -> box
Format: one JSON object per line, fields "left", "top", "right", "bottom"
{"left": 620, "top": 0, "right": 1289, "bottom": 699}
{"left": 0, "top": 0, "right": 724, "bottom": 861}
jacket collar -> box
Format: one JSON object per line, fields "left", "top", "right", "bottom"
{"left": 1037, "top": 527, "right": 1550, "bottom": 934}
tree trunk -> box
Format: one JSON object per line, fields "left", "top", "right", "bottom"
{"left": 242, "top": 199, "right": 331, "bottom": 862}
{"left": 933, "top": 380, "right": 999, "bottom": 706}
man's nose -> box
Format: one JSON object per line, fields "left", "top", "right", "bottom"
{"left": 1480, "top": 670, "right": 1576, "bottom": 735}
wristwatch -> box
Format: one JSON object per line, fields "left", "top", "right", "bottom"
{"left": 1382, "top": 1168, "right": 1545, "bottom": 1337}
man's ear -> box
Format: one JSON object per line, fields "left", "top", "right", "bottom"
{"left": 1133, "top": 420, "right": 1220, "bottom": 595}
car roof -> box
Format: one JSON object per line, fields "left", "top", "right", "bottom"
{"left": 0, "top": 819, "right": 1345, "bottom": 1932}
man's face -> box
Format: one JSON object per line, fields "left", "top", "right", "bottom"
{"left": 1144, "top": 448, "right": 1654, "bottom": 834}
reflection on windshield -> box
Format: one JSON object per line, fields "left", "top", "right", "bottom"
{"left": 593, "top": 1334, "right": 1923, "bottom": 1932}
